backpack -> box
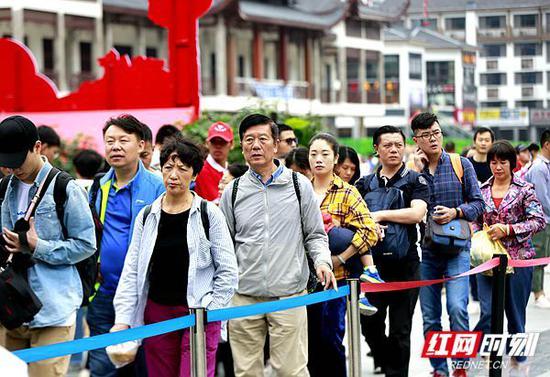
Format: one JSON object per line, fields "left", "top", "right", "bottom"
{"left": 231, "top": 172, "right": 319, "bottom": 293}
{"left": 0, "top": 169, "right": 102, "bottom": 308}
{"left": 360, "top": 170, "right": 411, "bottom": 261}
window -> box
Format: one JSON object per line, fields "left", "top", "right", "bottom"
{"left": 481, "top": 101, "right": 507, "bottom": 107}
{"left": 445, "top": 17, "right": 465, "bottom": 30}
{"left": 515, "top": 100, "right": 543, "bottom": 109}
{"left": 514, "top": 43, "right": 542, "bottom": 56}
{"left": 514, "top": 14, "right": 538, "bottom": 28}
{"left": 365, "top": 21, "right": 381, "bottom": 40}
{"left": 346, "top": 48, "right": 360, "bottom": 103}
{"left": 146, "top": 47, "right": 158, "bottom": 58}
{"left": 346, "top": 19, "right": 362, "bottom": 37}
{"left": 114, "top": 45, "right": 133, "bottom": 57}
{"left": 521, "top": 59, "right": 533, "bottom": 69}
{"left": 365, "top": 51, "right": 381, "bottom": 103}
{"left": 481, "top": 44, "right": 506, "bottom": 57}
{"left": 42, "top": 38, "right": 54, "bottom": 71}
{"left": 480, "top": 73, "right": 507, "bottom": 86}
{"left": 384, "top": 55, "right": 399, "bottom": 104}
{"left": 79, "top": 42, "right": 92, "bottom": 73}
{"left": 514, "top": 72, "right": 542, "bottom": 84}
{"left": 409, "top": 53, "right": 422, "bottom": 80}
{"left": 486, "top": 60, "right": 498, "bottom": 70}
{"left": 547, "top": 42, "right": 550, "bottom": 63}
{"left": 427, "top": 61, "right": 455, "bottom": 85}
{"left": 548, "top": 72, "right": 550, "bottom": 91}
{"left": 521, "top": 87, "right": 534, "bottom": 97}
{"left": 479, "top": 16, "right": 506, "bottom": 29}
{"left": 237, "top": 55, "right": 245, "bottom": 77}
{"left": 412, "top": 18, "right": 438, "bottom": 30}
{"left": 487, "top": 88, "right": 499, "bottom": 98}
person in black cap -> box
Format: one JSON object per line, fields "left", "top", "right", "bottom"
{"left": 0, "top": 115, "right": 96, "bottom": 377}
{"left": 514, "top": 144, "right": 531, "bottom": 173}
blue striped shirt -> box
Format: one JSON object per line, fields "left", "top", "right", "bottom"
{"left": 422, "top": 151, "right": 485, "bottom": 222}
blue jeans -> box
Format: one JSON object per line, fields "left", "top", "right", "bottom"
{"left": 307, "top": 283, "right": 348, "bottom": 377}
{"left": 420, "top": 248, "right": 470, "bottom": 374}
{"left": 87, "top": 290, "right": 117, "bottom": 377}
{"left": 474, "top": 266, "right": 533, "bottom": 362}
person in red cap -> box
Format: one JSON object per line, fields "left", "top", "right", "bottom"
{"left": 194, "top": 122, "right": 234, "bottom": 201}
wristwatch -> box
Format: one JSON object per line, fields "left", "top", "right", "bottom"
{"left": 336, "top": 255, "right": 346, "bottom": 265}
{"left": 455, "top": 208, "right": 460, "bottom": 219}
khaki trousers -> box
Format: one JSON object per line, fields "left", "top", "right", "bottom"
{"left": 229, "top": 292, "right": 309, "bottom": 377}
{"left": 0, "top": 324, "right": 76, "bottom": 377}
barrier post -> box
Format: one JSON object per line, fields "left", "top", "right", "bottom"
{"left": 347, "top": 279, "right": 361, "bottom": 377}
{"left": 190, "top": 308, "right": 207, "bottom": 377}
{"left": 489, "top": 254, "right": 507, "bottom": 377}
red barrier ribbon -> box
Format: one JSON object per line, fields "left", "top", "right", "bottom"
{"left": 362, "top": 256, "right": 550, "bottom": 293}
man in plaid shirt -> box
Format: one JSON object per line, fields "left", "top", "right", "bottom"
{"left": 410, "top": 113, "right": 484, "bottom": 377}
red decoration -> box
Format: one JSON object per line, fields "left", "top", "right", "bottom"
{"left": 0, "top": 0, "right": 212, "bottom": 120}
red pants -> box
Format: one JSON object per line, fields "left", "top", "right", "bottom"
{"left": 143, "top": 299, "right": 221, "bottom": 377}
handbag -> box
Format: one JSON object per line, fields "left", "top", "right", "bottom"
{"left": 0, "top": 169, "right": 57, "bottom": 329}
{"left": 470, "top": 224, "right": 514, "bottom": 277}
{"left": 424, "top": 216, "right": 471, "bottom": 256}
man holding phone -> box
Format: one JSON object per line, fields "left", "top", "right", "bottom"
{"left": 410, "top": 113, "right": 484, "bottom": 377}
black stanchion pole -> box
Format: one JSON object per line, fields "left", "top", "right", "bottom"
{"left": 489, "top": 254, "right": 507, "bottom": 377}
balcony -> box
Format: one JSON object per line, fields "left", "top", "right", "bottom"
{"left": 445, "top": 30, "right": 465, "bottom": 41}
{"left": 477, "top": 28, "right": 510, "bottom": 42}
{"left": 234, "top": 77, "right": 310, "bottom": 100}
{"left": 511, "top": 27, "right": 541, "bottom": 39}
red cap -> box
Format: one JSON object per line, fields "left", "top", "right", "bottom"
{"left": 207, "top": 122, "right": 233, "bottom": 142}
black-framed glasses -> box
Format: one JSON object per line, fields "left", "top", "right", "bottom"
{"left": 415, "top": 130, "right": 442, "bottom": 141}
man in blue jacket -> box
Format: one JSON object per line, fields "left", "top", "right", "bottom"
{"left": 0, "top": 115, "right": 96, "bottom": 377}
{"left": 87, "top": 115, "right": 165, "bottom": 377}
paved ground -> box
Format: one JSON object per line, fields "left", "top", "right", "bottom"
{"left": 68, "top": 267, "right": 550, "bottom": 377}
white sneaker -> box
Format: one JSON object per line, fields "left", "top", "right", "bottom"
{"left": 534, "top": 295, "right": 550, "bottom": 309}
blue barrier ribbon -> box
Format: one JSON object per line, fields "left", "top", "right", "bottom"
{"left": 14, "top": 314, "right": 195, "bottom": 363}
{"left": 13, "top": 287, "right": 348, "bottom": 363}
{"left": 207, "top": 286, "right": 350, "bottom": 322}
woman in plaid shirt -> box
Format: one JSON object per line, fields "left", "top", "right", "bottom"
{"left": 306, "top": 133, "right": 380, "bottom": 377}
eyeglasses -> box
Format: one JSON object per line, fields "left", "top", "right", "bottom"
{"left": 281, "top": 137, "right": 298, "bottom": 145}
{"left": 415, "top": 130, "right": 442, "bottom": 141}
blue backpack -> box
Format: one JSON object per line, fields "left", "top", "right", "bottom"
{"left": 360, "top": 170, "right": 411, "bottom": 261}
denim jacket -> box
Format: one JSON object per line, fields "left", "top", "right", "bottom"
{"left": 0, "top": 162, "right": 96, "bottom": 327}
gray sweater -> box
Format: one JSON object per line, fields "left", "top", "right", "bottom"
{"left": 220, "top": 165, "right": 332, "bottom": 297}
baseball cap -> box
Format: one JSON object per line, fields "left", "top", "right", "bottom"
{"left": 515, "top": 144, "right": 528, "bottom": 153}
{"left": 206, "top": 122, "right": 233, "bottom": 142}
{"left": 0, "top": 116, "right": 39, "bottom": 168}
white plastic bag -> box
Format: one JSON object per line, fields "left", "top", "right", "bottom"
{"left": 106, "top": 340, "right": 139, "bottom": 369}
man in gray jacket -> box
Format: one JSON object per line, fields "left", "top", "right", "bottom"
{"left": 220, "top": 114, "right": 335, "bottom": 377}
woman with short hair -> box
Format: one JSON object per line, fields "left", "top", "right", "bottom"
{"left": 112, "top": 135, "right": 239, "bottom": 377}
{"left": 473, "top": 140, "right": 545, "bottom": 370}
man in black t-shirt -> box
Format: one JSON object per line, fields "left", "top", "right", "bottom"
{"left": 356, "top": 126, "right": 430, "bottom": 377}
{"left": 468, "top": 127, "right": 494, "bottom": 185}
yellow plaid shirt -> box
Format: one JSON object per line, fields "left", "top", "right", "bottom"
{"left": 318, "top": 175, "right": 378, "bottom": 280}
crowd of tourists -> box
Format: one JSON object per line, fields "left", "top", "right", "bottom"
{"left": 0, "top": 112, "right": 548, "bottom": 377}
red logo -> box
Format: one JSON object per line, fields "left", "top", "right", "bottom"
{"left": 422, "top": 331, "right": 482, "bottom": 358}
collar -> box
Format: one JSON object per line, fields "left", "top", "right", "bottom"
{"left": 10, "top": 156, "right": 50, "bottom": 189}
{"left": 376, "top": 163, "right": 407, "bottom": 186}
{"left": 312, "top": 173, "right": 345, "bottom": 190}
{"left": 149, "top": 191, "right": 203, "bottom": 219}
{"left": 206, "top": 154, "right": 227, "bottom": 173}
{"left": 537, "top": 154, "right": 550, "bottom": 164}
{"left": 103, "top": 160, "right": 145, "bottom": 188}
{"left": 481, "top": 174, "right": 527, "bottom": 189}
{"left": 250, "top": 160, "right": 284, "bottom": 186}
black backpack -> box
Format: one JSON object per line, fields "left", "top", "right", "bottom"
{"left": 358, "top": 170, "right": 412, "bottom": 261}
{"left": 1, "top": 169, "right": 102, "bottom": 307}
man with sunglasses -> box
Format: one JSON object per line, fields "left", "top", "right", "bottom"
{"left": 0, "top": 116, "right": 96, "bottom": 377}
{"left": 411, "top": 113, "right": 484, "bottom": 377}
{"left": 275, "top": 123, "right": 298, "bottom": 159}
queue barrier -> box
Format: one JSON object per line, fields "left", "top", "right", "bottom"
{"left": 12, "top": 256, "right": 550, "bottom": 376}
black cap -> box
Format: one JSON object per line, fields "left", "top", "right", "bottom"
{"left": 515, "top": 144, "right": 528, "bottom": 153}
{"left": 0, "top": 116, "right": 39, "bottom": 168}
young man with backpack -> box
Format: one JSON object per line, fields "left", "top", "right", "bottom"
{"left": 87, "top": 115, "right": 164, "bottom": 377}
{"left": 356, "top": 125, "right": 429, "bottom": 376}
{"left": 411, "top": 113, "right": 484, "bottom": 377}
{"left": 0, "top": 115, "right": 96, "bottom": 377}
{"left": 219, "top": 114, "right": 335, "bottom": 377}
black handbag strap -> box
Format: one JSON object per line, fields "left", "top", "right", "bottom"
{"left": 23, "top": 168, "right": 59, "bottom": 221}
